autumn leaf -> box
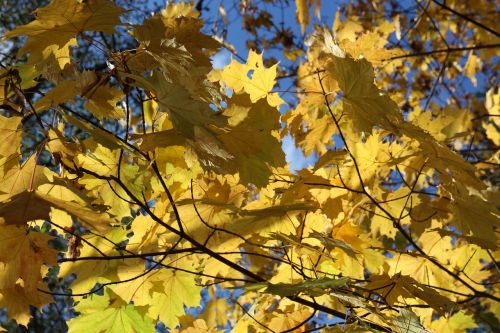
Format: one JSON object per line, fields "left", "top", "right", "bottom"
{"left": 326, "top": 52, "right": 403, "bottom": 134}
{"left": 68, "top": 290, "right": 155, "bottom": 333}
{"left": 0, "top": 187, "right": 118, "bottom": 232}
{"left": 393, "top": 309, "right": 431, "bottom": 333}
{"left": 218, "top": 50, "right": 284, "bottom": 107}
{"left": 142, "top": 268, "right": 202, "bottom": 328}
{"left": 1, "top": 0, "right": 499, "bottom": 331}
{"left": 0, "top": 115, "right": 22, "bottom": 158}
{"left": 295, "top": 0, "right": 321, "bottom": 34}
{"left": 5, "top": 0, "right": 125, "bottom": 67}
{"left": 59, "top": 228, "right": 129, "bottom": 294}
{"left": 0, "top": 154, "right": 48, "bottom": 200}
{"left": 0, "top": 225, "right": 56, "bottom": 289}
{"left": 0, "top": 225, "right": 56, "bottom": 324}
{"left": 429, "top": 311, "right": 478, "bottom": 333}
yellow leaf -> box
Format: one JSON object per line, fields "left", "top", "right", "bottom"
{"left": 0, "top": 283, "right": 52, "bottom": 326}
{"left": 0, "top": 188, "right": 117, "bottom": 232}
{"left": 366, "top": 274, "right": 453, "bottom": 313}
{"left": 216, "top": 95, "right": 285, "bottom": 186}
{"left": 85, "top": 84, "right": 124, "bottom": 120}
{"left": 38, "top": 189, "right": 118, "bottom": 232}
{"left": 5, "top": 0, "right": 125, "bottom": 67}
{"left": 295, "top": 0, "right": 321, "bottom": 34}
{"left": 110, "top": 259, "right": 155, "bottom": 306}
{"left": 342, "top": 31, "right": 404, "bottom": 65}
{"left": 143, "top": 267, "right": 202, "bottom": 328}
{"left": 296, "top": 0, "right": 310, "bottom": 34}
{"left": 220, "top": 50, "right": 283, "bottom": 106}
{"left": 269, "top": 308, "right": 312, "bottom": 332}
{"left": 464, "top": 52, "right": 481, "bottom": 86}
{"left": 0, "top": 226, "right": 56, "bottom": 324}
{"left": 0, "top": 154, "right": 48, "bottom": 200}
{"left": 0, "top": 115, "right": 22, "bottom": 158}
{"left": 59, "top": 228, "right": 129, "bottom": 294}
{"left": 430, "top": 311, "right": 478, "bottom": 333}
{"left": 0, "top": 191, "right": 52, "bottom": 225}
{"left": 0, "top": 225, "right": 57, "bottom": 291}
{"left": 36, "top": 71, "right": 124, "bottom": 119}
{"left": 49, "top": 208, "right": 73, "bottom": 229}
{"left": 327, "top": 54, "right": 403, "bottom": 134}
{"left": 75, "top": 142, "right": 119, "bottom": 177}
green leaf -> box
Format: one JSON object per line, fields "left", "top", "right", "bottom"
{"left": 242, "top": 277, "right": 350, "bottom": 297}
{"left": 393, "top": 309, "right": 431, "bottom": 333}
{"left": 69, "top": 290, "right": 155, "bottom": 333}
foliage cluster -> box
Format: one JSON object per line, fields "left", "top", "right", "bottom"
{"left": 0, "top": 0, "right": 499, "bottom": 332}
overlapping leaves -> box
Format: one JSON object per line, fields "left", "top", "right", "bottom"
{"left": 0, "top": 0, "right": 498, "bottom": 332}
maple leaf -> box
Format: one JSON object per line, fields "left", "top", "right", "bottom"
{"left": 0, "top": 186, "right": 118, "bottom": 232}
{"left": 130, "top": 129, "right": 186, "bottom": 151}
{"left": 130, "top": 16, "right": 193, "bottom": 75}
{"left": 0, "top": 283, "right": 53, "bottom": 326}
{"left": 35, "top": 71, "right": 124, "bottom": 119}
{"left": 219, "top": 50, "right": 284, "bottom": 107}
{"left": 366, "top": 274, "right": 454, "bottom": 313}
{"left": 49, "top": 207, "right": 73, "bottom": 229}
{"left": 0, "top": 115, "right": 22, "bottom": 158}
{"left": 5, "top": 0, "right": 125, "bottom": 67}
{"left": 327, "top": 53, "right": 403, "bottom": 134}
{"left": 140, "top": 267, "right": 202, "bottom": 328}
{"left": 0, "top": 191, "right": 52, "bottom": 225}
{"left": 109, "top": 258, "right": 157, "bottom": 305}
{"left": 0, "top": 154, "right": 48, "bottom": 200}
{"left": 216, "top": 94, "right": 285, "bottom": 186}
{"left": 0, "top": 226, "right": 56, "bottom": 324}
{"left": 268, "top": 308, "right": 313, "bottom": 332}
{"left": 442, "top": 182, "right": 500, "bottom": 243}
{"left": 128, "top": 70, "right": 226, "bottom": 142}
{"left": 335, "top": 20, "right": 405, "bottom": 65}
{"left": 68, "top": 289, "right": 156, "bottom": 333}
{"left": 0, "top": 225, "right": 57, "bottom": 290}
{"left": 1, "top": 0, "right": 498, "bottom": 331}
{"left": 393, "top": 309, "right": 431, "bottom": 333}
{"left": 62, "top": 115, "right": 130, "bottom": 152}
{"left": 429, "top": 311, "right": 478, "bottom": 333}
{"left": 59, "top": 228, "right": 128, "bottom": 294}
{"left": 159, "top": 2, "right": 219, "bottom": 64}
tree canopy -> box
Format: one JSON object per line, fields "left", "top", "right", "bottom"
{"left": 0, "top": 0, "right": 499, "bottom": 332}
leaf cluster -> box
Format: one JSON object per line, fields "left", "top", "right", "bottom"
{"left": 0, "top": 0, "right": 498, "bottom": 332}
